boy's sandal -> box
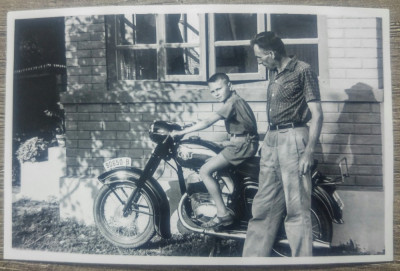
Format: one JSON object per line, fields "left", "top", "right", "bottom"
{"left": 202, "top": 213, "right": 234, "bottom": 229}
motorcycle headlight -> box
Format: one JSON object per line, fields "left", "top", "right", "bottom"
{"left": 149, "top": 121, "right": 183, "bottom": 143}
{"left": 149, "top": 121, "right": 170, "bottom": 143}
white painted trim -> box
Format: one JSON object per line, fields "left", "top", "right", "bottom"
{"left": 318, "top": 15, "right": 330, "bottom": 90}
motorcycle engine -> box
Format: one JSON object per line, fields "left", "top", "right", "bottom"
{"left": 185, "top": 171, "right": 232, "bottom": 222}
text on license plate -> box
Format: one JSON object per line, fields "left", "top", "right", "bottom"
{"left": 103, "top": 157, "right": 132, "bottom": 171}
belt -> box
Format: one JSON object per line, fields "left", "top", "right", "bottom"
{"left": 269, "top": 123, "right": 305, "bottom": 131}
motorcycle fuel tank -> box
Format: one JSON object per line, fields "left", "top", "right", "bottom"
{"left": 175, "top": 139, "right": 220, "bottom": 169}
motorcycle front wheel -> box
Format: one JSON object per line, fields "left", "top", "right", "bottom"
{"left": 93, "top": 181, "right": 155, "bottom": 248}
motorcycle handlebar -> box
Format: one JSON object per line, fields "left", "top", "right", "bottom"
{"left": 182, "top": 122, "right": 195, "bottom": 129}
{"left": 169, "top": 122, "right": 195, "bottom": 142}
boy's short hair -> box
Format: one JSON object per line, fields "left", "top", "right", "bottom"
{"left": 208, "top": 73, "right": 230, "bottom": 84}
{"left": 251, "top": 31, "right": 286, "bottom": 58}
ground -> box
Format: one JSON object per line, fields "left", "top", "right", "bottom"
{"left": 12, "top": 198, "right": 243, "bottom": 256}
{"left": 11, "top": 198, "right": 367, "bottom": 257}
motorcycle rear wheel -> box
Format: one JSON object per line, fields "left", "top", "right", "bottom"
{"left": 272, "top": 203, "right": 333, "bottom": 257}
{"left": 93, "top": 181, "right": 155, "bottom": 248}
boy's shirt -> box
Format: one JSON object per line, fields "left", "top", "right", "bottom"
{"left": 216, "top": 91, "right": 258, "bottom": 135}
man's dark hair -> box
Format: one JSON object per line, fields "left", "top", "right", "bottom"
{"left": 208, "top": 73, "right": 230, "bottom": 84}
{"left": 251, "top": 31, "right": 286, "bottom": 59}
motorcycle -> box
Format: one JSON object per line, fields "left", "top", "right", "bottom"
{"left": 93, "top": 120, "right": 348, "bottom": 256}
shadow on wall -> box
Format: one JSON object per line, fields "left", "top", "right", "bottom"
{"left": 59, "top": 80, "right": 206, "bottom": 219}
{"left": 321, "top": 82, "right": 382, "bottom": 187}
{"left": 56, "top": 14, "right": 212, "bottom": 221}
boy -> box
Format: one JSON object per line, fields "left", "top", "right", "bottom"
{"left": 172, "top": 73, "right": 258, "bottom": 229}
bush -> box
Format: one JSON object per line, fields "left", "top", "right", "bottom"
{"left": 16, "top": 137, "right": 48, "bottom": 163}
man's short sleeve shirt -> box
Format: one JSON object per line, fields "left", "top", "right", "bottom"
{"left": 267, "top": 56, "right": 321, "bottom": 126}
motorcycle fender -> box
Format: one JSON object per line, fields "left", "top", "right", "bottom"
{"left": 312, "top": 186, "right": 344, "bottom": 224}
{"left": 98, "top": 167, "right": 171, "bottom": 239}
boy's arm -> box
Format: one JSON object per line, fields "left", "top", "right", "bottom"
{"left": 173, "top": 112, "right": 222, "bottom": 136}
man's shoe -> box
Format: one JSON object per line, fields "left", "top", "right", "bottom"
{"left": 202, "top": 213, "right": 234, "bottom": 229}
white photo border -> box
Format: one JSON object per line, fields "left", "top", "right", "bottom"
{"left": 4, "top": 4, "right": 393, "bottom": 266}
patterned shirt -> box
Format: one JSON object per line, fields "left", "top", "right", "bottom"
{"left": 217, "top": 91, "right": 258, "bottom": 135}
{"left": 267, "top": 56, "right": 320, "bottom": 126}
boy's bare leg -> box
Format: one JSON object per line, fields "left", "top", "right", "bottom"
{"left": 199, "top": 154, "right": 231, "bottom": 217}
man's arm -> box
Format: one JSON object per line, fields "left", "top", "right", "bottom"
{"left": 299, "top": 101, "right": 323, "bottom": 175}
{"left": 172, "top": 112, "right": 222, "bottom": 136}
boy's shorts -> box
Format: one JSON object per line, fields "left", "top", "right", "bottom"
{"left": 220, "top": 135, "right": 259, "bottom": 166}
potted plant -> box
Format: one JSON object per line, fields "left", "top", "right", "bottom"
{"left": 16, "top": 137, "right": 48, "bottom": 164}
{"left": 55, "top": 127, "right": 66, "bottom": 147}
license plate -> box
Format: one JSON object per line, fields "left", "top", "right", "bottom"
{"left": 103, "top": 157, "right": 132, "bottom": 171}
{"left": 332, "top": 191, "right": 344, "bottom": 210}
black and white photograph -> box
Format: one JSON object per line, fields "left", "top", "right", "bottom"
{"left": 3, "top": 4, "right": 393, "bottom": 266}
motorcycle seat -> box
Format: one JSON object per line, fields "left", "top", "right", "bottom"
{"left": 235, "top": 156, "right": 260, "bottom": 180}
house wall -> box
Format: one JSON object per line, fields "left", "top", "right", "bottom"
{"left": 61, "top": 14, "right": 384, "bottom": 189}
{"left": 64, "top": 15, "right": 107, "bottom": 93}
{"left": 320, "top": 16, "right": 383, "bottom": 186}
{"left": 326, "top": 16, "right": 383, "bottom": 90}
{"left": 58, "top": 14, "right": 386, "bottom": 252}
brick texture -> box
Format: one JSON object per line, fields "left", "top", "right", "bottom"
{"left": 317, "top": 101, "right": 382, "bottom": 187}
{"left": 62, "top": 15, "right": 384, "bottom": 188}
{"left": 327, "top": 16, "right": 383, "bottom": 90}
{"left": 65, "top": 15, "right": 106, "bottom": 93}
{"left": 63, "top": 100, "right": 383, "bottom": 187}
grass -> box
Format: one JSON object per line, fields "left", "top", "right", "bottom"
{"left": 12, "top": 198, "right": 243, "bottom": 256}
{"left": 12, "top": 198, "right": 378, "bottom": 257}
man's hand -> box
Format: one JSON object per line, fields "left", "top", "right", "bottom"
{"left": 299, "top": 149, "right": 313, "bottom": 175}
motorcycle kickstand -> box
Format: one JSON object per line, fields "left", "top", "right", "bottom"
{"left": 208, "top": 236, "right": 222, "bottom": 257}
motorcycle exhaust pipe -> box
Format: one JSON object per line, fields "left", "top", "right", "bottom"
{"left": 178, "top": 194, "right": 331, "bottom": 250}
{"left": 177, "top": 194, "right": 247, "bottom": 239}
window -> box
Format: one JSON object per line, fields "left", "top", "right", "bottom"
{"left": 106, "top": 13, "right": 323, "bottom": 86}
{"left": 106, "top": 13, "right": 206, "bottom": 87}
{"left": 209, "top": 13, "right": 322, "bottom": 80}
{"left": 208, "top": 13, "right": 266, "bottom": 81}
{"left": 270, "top": 14, "right": 320, "bottom": 76}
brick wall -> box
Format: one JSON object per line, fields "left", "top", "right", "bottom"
{"left": 64, "top": 102, "right": 223, "bottom": 176}
{"left": 61, "top": 15, "right": 384, "bottom": 188}
{"left": 65, "top": 15, "right": 107, "bottom": 92}
{"left": 327, "top": 16, "right": 383, "bottom": 90}
{"left": 321, "top": 16, "right": 383, "bottom": 187}
{"left": 317, "top": 102, "right": 382, "bottom": 186}
{"left": 63, "top": 99, "right": 382, "bottom": 187}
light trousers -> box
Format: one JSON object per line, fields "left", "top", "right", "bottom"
{"left": 243, "top": 127, "right": 312, "bottom": 257}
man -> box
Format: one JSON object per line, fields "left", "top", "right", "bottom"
{"left": 172, "top": 73, "right": 258, "bottom": 229}
{"left": 243, "top": 31, "right": 323, "bottom": 257}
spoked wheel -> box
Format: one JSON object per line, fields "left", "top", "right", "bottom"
{"left": 272, "top": 203, "right": 333, "bottom": 257}
{"left": 93, "top": 181, "right": 155, "bottom": 248}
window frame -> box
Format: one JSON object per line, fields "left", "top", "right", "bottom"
{"left": 159, "top": 14, "right": 207, "bottom": 82}
{"left": 208, "top": 13, "right": 267, "bottom": 81}
{"left": 106, "top": 13, "right": 327, "bottom": 88}
{"left": 106, "top": 13, "right": 206, "bottom": 88}
{"left": 266, "top": 14, "right": 328, "bottom": 86}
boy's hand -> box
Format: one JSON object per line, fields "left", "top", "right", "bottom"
{"left": 183, "top": 122, "right": 196, "bottom": 129}
{"left": 220, "top": 141, "right": 234, "bottom": 147}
